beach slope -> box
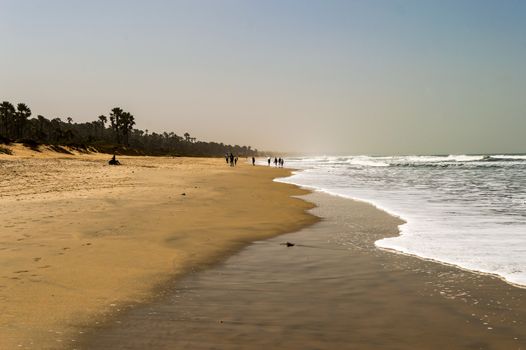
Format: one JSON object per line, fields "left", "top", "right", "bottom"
{"left": 0, "top": 147, "right": 317, "bottom": 349}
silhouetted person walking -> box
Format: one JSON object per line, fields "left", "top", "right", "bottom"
{"left": 274, "top": 157, "right": 278, "bottom": 167}
{"left": 252, "top": 157, "right": 255, "bottom": 166}
{"left": 268, "top": 157, "right": 271, "bottom": 166}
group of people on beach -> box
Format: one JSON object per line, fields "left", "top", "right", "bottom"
{"left": 225, "top": 153, "right": 239, "bottom": 167}
{"left": 268, "top": 157, "right": 284, "bottom": 167}
{"left": 224, "top": 155, "right": 285, "bottom": 168}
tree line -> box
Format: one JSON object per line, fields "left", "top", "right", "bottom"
{"left": 0, "top": 101, "right": 258, "bottom": 157}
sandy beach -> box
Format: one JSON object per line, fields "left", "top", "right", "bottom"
{"left": 2, "top": 145, "right": 526, "bottom": 349}
{"left": 4, "top": 1, "right": 525, "bottom": 348}
{"left": 0, "top": 145, "right": 317, "bottom": 349}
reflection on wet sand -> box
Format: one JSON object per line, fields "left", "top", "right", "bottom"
{"left": 81, "top": 193, "right": 526, "bottom": 349}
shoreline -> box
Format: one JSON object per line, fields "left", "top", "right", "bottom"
{"left": 0, "top": 148, "right": 319, "bottom": 349}
{"left": 276, "top": 175, "right": 526, "bottom": 290}
{"left": 80, "top": 191, "right": 526, "bottom": 349}
{"left": 376, "top": 246, "right": 526, "bottom": 291}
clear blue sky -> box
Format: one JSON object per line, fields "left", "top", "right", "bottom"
{"left": 1, "top": 0, "right": 525, "bottom": 154}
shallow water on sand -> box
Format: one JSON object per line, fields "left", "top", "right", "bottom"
{"left": 81, "top": 193, "right": 526, "bottom": 349}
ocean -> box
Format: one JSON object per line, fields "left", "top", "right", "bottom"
{"left": 273, "top": 155, "right": 526, "bottom": 287}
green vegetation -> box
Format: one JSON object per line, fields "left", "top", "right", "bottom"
{"left": 0, "top": 101, "right": 257, "bottom": 157}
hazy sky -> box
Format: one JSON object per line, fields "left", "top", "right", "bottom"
{"left": 1, "top": 0, "right": 525, "bottom": 155}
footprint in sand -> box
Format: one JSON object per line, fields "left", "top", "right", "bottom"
{"left": 39, "top": 265, "right": 51, "bottom": 269}
{"left": 33, "top": 257, "right": 42, "bottom": 262}
{"left": 14, "top": 270, "right": 29, "bottom": 274}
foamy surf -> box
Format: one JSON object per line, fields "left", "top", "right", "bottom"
{"left": 273, "top": 155, "right": 526, "bottom": 287}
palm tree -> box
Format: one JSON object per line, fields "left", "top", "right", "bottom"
{"left": 0, "top": 101, "right": 16, "bottom": 138}
{"left": 109, "top": 107, "right": 123, "bottom": 144}
{"left": 15, "top": 103, "right": 31, "bottom": 139}
{"left": 119, "top": 111, "right": 135, "bottom": 146}
{"left": 98, "top": 115, "right": 107, "bottom": 127}
{"left": 184, "top": 132, "right": 190, "bottom": 142}
{"left": 98, "top": 115, "right": 107, "bottom": 138}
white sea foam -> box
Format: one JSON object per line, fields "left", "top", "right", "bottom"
{"left": 346, "top": 156, "right": 389, "bottom": 167}
{"left": 491, "top": 155, "right": 526, "bottom": 160}
{"left": 406, "top": 154, "right": 484, "bottom": 162}
{"left": 275, "top": 155, "right": 526, "bottom": 287}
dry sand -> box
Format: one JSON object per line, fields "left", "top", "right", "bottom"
{"left": 0, "top": 144, "right": 317, "bottom": 349}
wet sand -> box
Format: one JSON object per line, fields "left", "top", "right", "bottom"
{"left": 0, "top": 145, "right": 317, "bottom": 349}
{"left": 81, "top": 193, "right": 526, "bottom": 350}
